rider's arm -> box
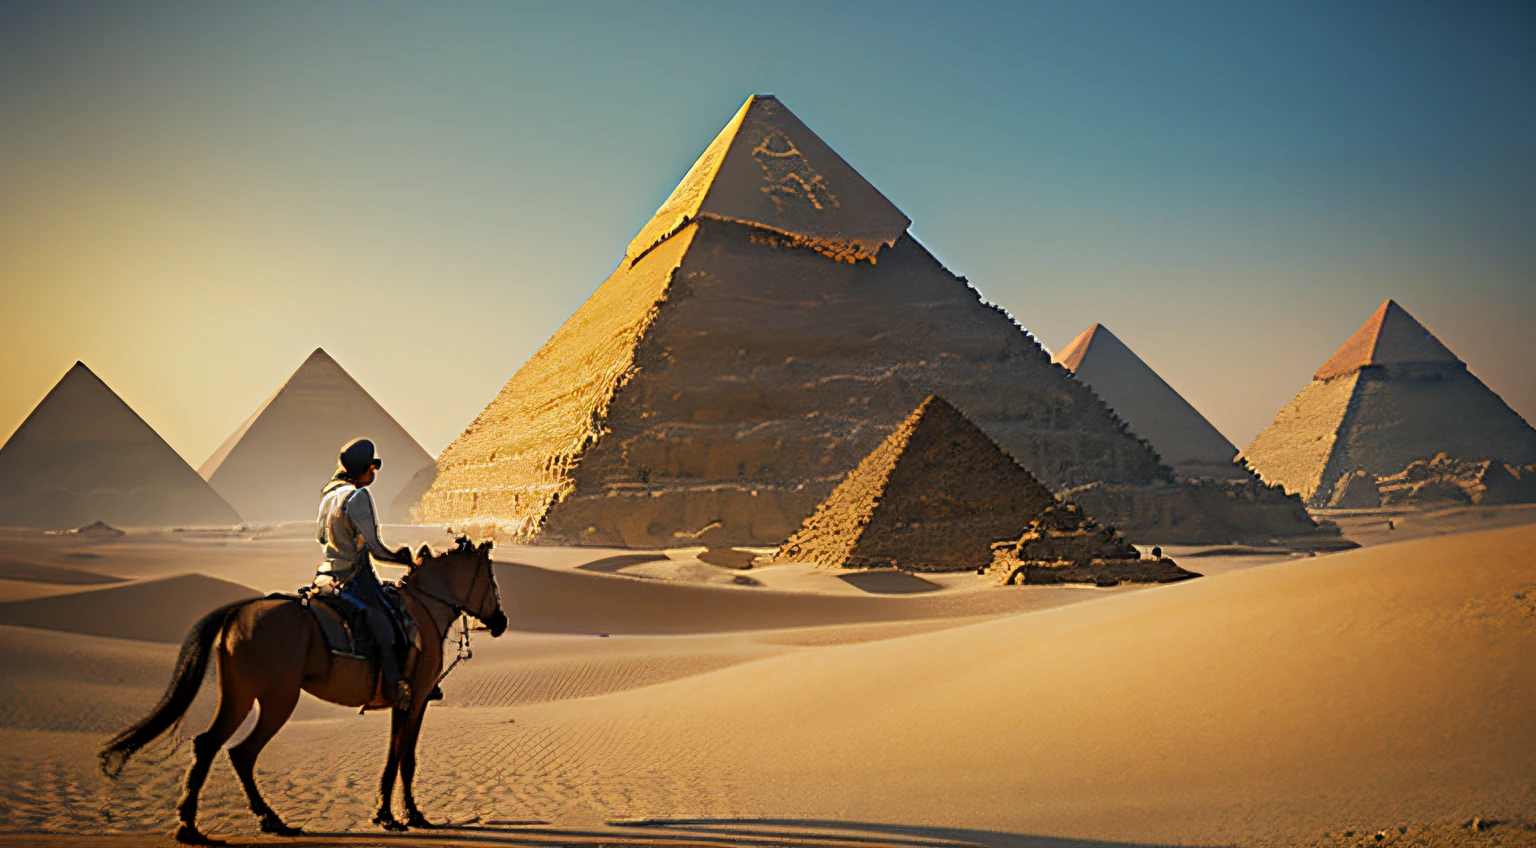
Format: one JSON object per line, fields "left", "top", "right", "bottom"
{"left": 343, "top": 488, "right": 406, "bottom": 563}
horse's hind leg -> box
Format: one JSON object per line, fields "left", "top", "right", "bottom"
{"left": 228, "top": 684, "right": 301, "bottom": 836}
{"left": 176, "top": 660, "right": 253, "bottom": 846}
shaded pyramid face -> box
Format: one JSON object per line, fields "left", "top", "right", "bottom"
{"left": 0, "top": 363, "right": 240, "bottom": 529}
{"left": 775, "top": 396, "right": 1060, "bottom": 572}
{"left": 200, "top": 349, "right": 436, "bottom": 523}
{"left": 1242, "top": 300, "right": 1536, "bottom": 506}
{"left": 418, "top": 95, "right": 1177, "bottom": 546}
{"left": 1055, "top": 324, "right": 1244, "bottom": 481}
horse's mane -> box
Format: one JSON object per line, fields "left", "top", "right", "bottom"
{"left": 414, "top": 534, "right": 493, "bottom": 565}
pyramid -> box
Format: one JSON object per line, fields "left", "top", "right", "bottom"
{"left": 200, "top": 349, "right": 436, "bottom": 523}
{"left": 1055, "top": 323, "right": 1244, "bottom": 481}
{"left": 0, "top": 363, "right": 240, "bottom": 529}
{"left": 416, "top": 94, "right": 1317, "bottom": 547}
{"left": 773, "top": 396, "right": 1059, "bottom": 571}
{"left": 1241, "top": 300, "right": 1536, "bottom": 506}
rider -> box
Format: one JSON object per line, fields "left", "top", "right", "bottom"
{"left": 316, "top": 438, "right": 415, "bottom": 710}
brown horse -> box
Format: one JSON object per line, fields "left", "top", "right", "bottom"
{"left": 100, "top": 537, "right": 509, "bottom": 845}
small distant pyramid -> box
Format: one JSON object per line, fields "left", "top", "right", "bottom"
{"left": 0, "top": 363, "right": 240, "bottom": 529}
{"left": 200, "top": 349, "right": 435, "bottom": 523}
{"left": 773, "top": 397, "right": 1060, "bottom": 572}
{"left": 1242, "top": 300, "right": 1536, "bottom": 506}
{"left": 1055, "top": 324, "right": 1244, "bottom": 480}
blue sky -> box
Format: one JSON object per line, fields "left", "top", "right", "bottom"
{"left": 2, "top": 0, "right": 1532, "bottom": 460}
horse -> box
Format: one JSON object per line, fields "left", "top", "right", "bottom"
{"left": 100, "top": 537, "right": 509, "bottom": 846}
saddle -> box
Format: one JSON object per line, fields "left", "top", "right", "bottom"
{"left": 274, "top": 587, "right": 420, "bottom": 673}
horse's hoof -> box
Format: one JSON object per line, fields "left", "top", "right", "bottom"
{"left": 259, "top": 812, "right": 303, "bottom": 836}
{"left": 174, "top": 824, "right": 225, "bottom": 846}
{"left": 406, "top": 810, "right": 434, "bottom": 828}
{"left": 373, "top": 813, "right": 408, "bottom": 832}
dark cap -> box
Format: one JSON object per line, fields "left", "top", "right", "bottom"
{"left": 337, "top": 438, "right": 383, "bottom": 478}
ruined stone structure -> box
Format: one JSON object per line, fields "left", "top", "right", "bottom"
{"left": 988, "top": 503, "right": 1197, "bottom": 586}
{"left": 1242, "top": 300, "right": 1536, "bottom": 507}
{"left": 416, "top": 94, "right": 1320, "bottom": 546}
{"left": 773, "top": 396, "right": 1058, "bottom": 572}
{"left": 1325, "top": 470, "right": 1382, "bottom": 509}
{"left": 1373, "top": 454, "right": 1536, "bottom": 508}
{"left": 0, "top": 363, "right": 240, "bottom": 529}
{"left": 200, "top": 349, "right": 436, "bottom": 523}
{"left": 1055, "top": 323, "right": 1245, "bottom": 481}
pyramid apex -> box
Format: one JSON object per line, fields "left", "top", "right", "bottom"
{"left": 1315, "top": 299, "right": 1460, "bottom": 380}
{"left": 1054, "top": 323, "right": 1113, "bottom": 372}
{"left": 625, "top": 94, "right": 910, "bottom": 265}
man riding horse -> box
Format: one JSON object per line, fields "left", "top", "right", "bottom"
{"left": 316, "top": 438, "right": 443, "bottom": 710}
{"left": 100, "top": 437, "right": 509, "bottom": 844}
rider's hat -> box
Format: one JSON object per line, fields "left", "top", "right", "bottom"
{"left": 336, "top": 438, "right": 382, "bottom": 479}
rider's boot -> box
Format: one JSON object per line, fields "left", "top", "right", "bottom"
{"left": 379, "top": 647, "right": 410, "bottom": 710}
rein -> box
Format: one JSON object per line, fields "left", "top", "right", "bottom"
{"left": 400, "top": 554, "right": 492, "bottom": 687}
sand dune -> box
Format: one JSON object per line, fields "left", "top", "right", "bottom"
{"left": 503, "top": 522, "right": 1534, "bottom": 844}
{"left": 0, "top": 573, "right": 261, "bottom": 642}
{"left": 0, "top": 557, "right": 125, "bottom": 586}
{"left": 491, "top": 560, "right": 1113, "bottom": 635}
{"left": 0, "top": 521, "right": 1530, "bottom": 846}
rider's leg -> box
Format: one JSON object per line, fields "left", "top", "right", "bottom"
{"left": 341, "top": 576, "right": 407, "bottom": 707}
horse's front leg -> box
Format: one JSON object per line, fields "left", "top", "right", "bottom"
{"left": 372, "top": 707, "right": 408, "bottom": 831}
{"left": 400, "top": 701, "right": 433, "bottom": 828}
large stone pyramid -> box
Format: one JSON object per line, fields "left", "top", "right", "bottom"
{"left": 1055, "top": 323, "right": 1245, "bottom": 481}
{"left": 1242, "top": 299, "right": 1536, "bottom": 506}
{"left": 200, "top": 349, "right": 436, "bottom": 523}
{"left": 0, "top": 363, "right": 240, "bottom": 529}
{"left": 417, "top": 94, "right": 1316, "bottom": 547}
{"left": 774, "top": 396, "right": 1059, "bottom": 571}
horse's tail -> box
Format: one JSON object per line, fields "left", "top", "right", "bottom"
{"left": 99, "top": 599, "right": 247, "bottom": 778}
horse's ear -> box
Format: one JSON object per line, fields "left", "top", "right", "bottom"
{"left": 478, "top": 540, "right": 494, "bottom": 554}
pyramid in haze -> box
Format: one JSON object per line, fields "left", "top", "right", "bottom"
{"left": 200, "top": 349, "right": 435, "bottom": 523}
{"left": 775, "top": 396, "right": 1060, "bottom": 572}
{"left": 417, "top": 94, "right": 1314, "bottom": 547}
{"left": 1241, "top": 299, "right": 1536, "bottom": 506}
{"left": 1055, "top": 324, "right": 1245, "bottom": 481}
{"left": 0, "top": 363, "right": 240, "bottom": 529}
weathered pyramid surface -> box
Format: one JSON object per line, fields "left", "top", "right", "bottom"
{"left": 418, "top": 95, "right": 1315, "bottom": 547}
{"left": 774, "top": 397, "right": 1058, "bottom": 572}
{"left": 1055, "top": 323, "right": 1244, "bottom": 480}
{"left": 0, "top": 363, "right": 240, "bottom": 529}
{"left": 1243, "top": 300, "right": 1536, "bottom": 506}
{"left": 200, "top": 349, "right": 435, "bottom": 523}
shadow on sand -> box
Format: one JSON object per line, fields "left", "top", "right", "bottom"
{"left": 218, "top": 818, "right": 1186, "bottom": 848}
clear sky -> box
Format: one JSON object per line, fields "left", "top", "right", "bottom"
{"left": 2, "top": 1, "right": 1533, "bottom": 464}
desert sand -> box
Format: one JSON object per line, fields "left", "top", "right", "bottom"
{"left": 0, "top": 506, "right": 1530, "bottom": 847}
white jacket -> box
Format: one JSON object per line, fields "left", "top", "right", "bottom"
{"left": 315, "top": 480, "right": 399, "bottom": 581}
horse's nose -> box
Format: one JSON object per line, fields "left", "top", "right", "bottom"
{"left": 487, "top": 610, "right": 508, "bottom": 637}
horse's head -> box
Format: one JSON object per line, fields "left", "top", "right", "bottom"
{"left": 409, "top": 536, "right": 507, "bottom": 637}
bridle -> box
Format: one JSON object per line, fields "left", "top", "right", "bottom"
{"left": 401, "top": 548, "right": 499, "bottom": 687}
{"left": 403, "top": 549, "right": 495, "bottom": 635}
